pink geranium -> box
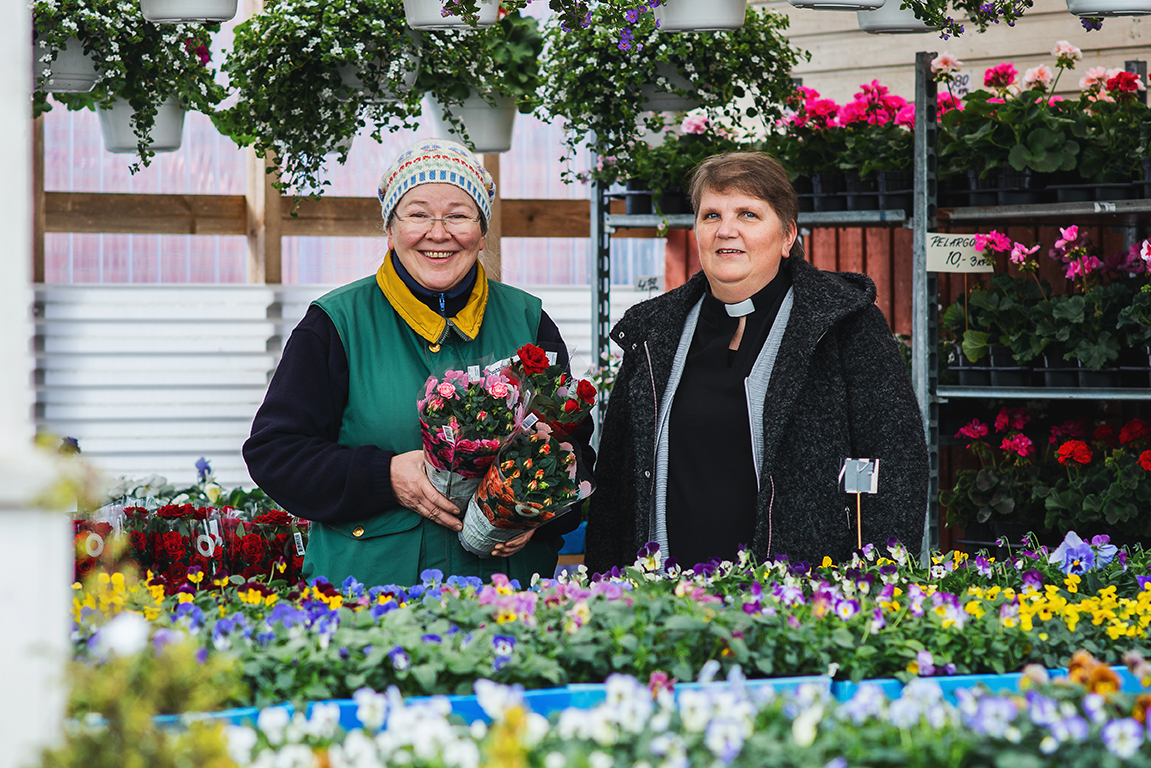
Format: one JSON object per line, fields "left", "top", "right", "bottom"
{"left": 932, "top": 52, "right": 964, "bottom": 78}
{"left": 984, "top": 62, "right": 1017, "bottom": 89}
{"left": 1001, "top": 434, "right": 1035, "bottom": 458}
{"left": 1079, "top": 66, "right": 1110, "bottom": 90}
{"left": 895, "top": 104, "right": 915, "bottom": 127}
{"left": 1052, "top": 41, "right": 1082, "bottom": 67}
{"left": 1140, "top": 239, "right": 1151, "bottom": 265}
{"left": 1066, "top": 255, "right": 1102, "bottom": 279}
{"left": 837, "top": 80, "right": 906, "bottom": 126}
{"left": 937, "top": 92, "right": 963, "bottom": 116}
{"left": 957, "top": 419, "right": 989, "bottom": 440}
{"left": 975, "top": 230, "right": 1012, "bottom": 253}
{"left": 1054, "top": 225, "right": 1078, "bottom": 250}
{"left": 1023, "top": 65, "right": 1054, "bottom": 91}
{"left": 1010, "top": 242, "right": 1041, "bottom": 265}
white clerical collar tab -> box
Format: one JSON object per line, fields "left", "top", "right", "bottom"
{"left": 724, "top": 298, "right": 755, "bottom": 317}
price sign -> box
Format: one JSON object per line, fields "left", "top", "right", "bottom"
{"left": 951, "top": 72, "right": 971, "bottom": 97}
{"left": 926, "top": 233, "right": 993, "bottom": 273}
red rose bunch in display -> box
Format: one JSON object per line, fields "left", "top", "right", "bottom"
{"left": 510, "top": 344, "right": 597, "bottom": 436}
{"left": 418, "top": 367, "right": 522, "bottom": 511}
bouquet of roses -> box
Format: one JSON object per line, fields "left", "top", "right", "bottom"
{"left": 418, "top": 366, "right": 522, "bottom": 513}
{"left": 509, "top": 344, "right": 597, "bottom": 436}
{"left": 221, "top": 508, "right": 310, "bottom": 583}
{"left": 459, "top": 418, "right": 594, "bottom": 557}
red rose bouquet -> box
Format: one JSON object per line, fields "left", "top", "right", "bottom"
{"left": 459, "top": 419, "right": 594, "bottom": 557}
{"left": 509, "top": 344, "right": 597, "bottom": 436}
{"left": 418, "top": 366, "right": 522, "bottom": 512}
{"left": 72, "top": 519, "right": 114, "bottom": 583}
{"left": 221, "top": 508, "right": 310, "bottom": 584}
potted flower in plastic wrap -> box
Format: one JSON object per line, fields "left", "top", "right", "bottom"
{"left": 217, "top": 0, "right": 423, "bottom": 196}
{"left": 32, "top": 0, "right": 225, "bottom": 167}
{"left": 416, "top": 9, "right": 544, "bottom": 154}
{"left": 456, "top": 344, "right": 596, "bottom": 557}
{"left": 542, "top": 3, "right": 803, "bottom": 185}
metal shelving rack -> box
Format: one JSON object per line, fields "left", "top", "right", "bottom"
{"left": 589, "top": 51, "right": 1149, "bottom": 558}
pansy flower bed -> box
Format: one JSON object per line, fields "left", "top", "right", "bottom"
{"left": 71, "top": 531, "right": 1151, "bottom": 711}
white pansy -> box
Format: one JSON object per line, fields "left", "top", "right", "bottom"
{"left": 257, "top": 706, "right": 291, "bottom": 746}
{"left": 353, "top": 688, "right": 388, "bottom": 731}
{"left": 223, "top": 725, "right": 258, "bottom": 765}
{"left": 95, "top": 611, "right": 150, "bottom": 657}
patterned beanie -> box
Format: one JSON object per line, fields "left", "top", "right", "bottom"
{"left": 378, "top": 138, "right": 496, "bottom": 226}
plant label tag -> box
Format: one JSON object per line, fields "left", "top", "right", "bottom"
{"left": 208, "top": 520, "right": 219, "bottom": 537}
{"left": 442, "top": 425, "right": 456, "bottom": 443}
{"left": 839, "top": 458, "right": 880, "bottom": 494}
{"left": 486, "top": 359, "right": 508, "bottom": 375}
{"left": 926, "top": 233, "right": 993, "bottom": 273}
{"left": 522, "top": 413, "right": 539, "bottom": 430}
{"left": 546, "top": 351, "right": 558, "bottom": 365}
{"left": 293, "top": 531, "right": 306, "bottom": 556}
{"left": 468, "top": 365, "right": 481, "bottom": 381}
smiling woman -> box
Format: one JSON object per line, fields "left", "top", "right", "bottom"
{"left": 243, "top": 138, "right": 593, "bottom": 588}
{"left": 586, "top": 152, "right": 928, "bottom": 573}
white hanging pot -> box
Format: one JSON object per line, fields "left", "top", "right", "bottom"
{"left": 857, "top": 0, "right": 935, "bottom": 31}
{"left": 654, "top": 0, "right": 748, "bottom": 30}
{"left": 428, "top": 92, "right": 516, "bottom": 153}
{"left": 1066, "top": 0, "right": 1151, "bottom": 15}
{"left": 789, "top": 0, "right": 883, "bottom": 11}
{"left": 337, "top": 34, "right": 422, "bottom": 103}
{"left": 403, "top": 0, "right": 498, "bottom": 29}
{"left": 639, "top": 62, "right": 702, "bottom": 111}
{"left": 140, "top": 0, "right": 238, "bottom": 22}
{"left": 33, "top": 37, "right": 101, "bottom": 93}
{"left": 99, "top": 97, "right": 186, "bottom": 154}
{"left": 325, "top": 134, "right": 354, "bottom": 157}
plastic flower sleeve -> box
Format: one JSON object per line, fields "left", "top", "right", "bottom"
{"left": 459, "top": 420, "right": 595, "bottom": 558}
{"left": 418, "top": 361, "right": 522, "bottom": 514}
{"left": 508, "top": 343, "right": 597, "bottom": 436}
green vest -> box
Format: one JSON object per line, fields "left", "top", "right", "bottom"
{"left": 303, "top": 269, "right": 561, "bottom": 588}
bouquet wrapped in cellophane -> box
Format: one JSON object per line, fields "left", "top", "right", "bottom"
{"left": 509, "top": 344, "right": 597, "bottom": 436}
{"left": 418, "top": 366, "right": 521, "bottom": 513}
{"left": 459, "top": 418, "right": 594, "bottom": 558}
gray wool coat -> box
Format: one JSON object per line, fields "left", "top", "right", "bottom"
{"left": 584, "top": 257, "right": 928, "bottom": 573}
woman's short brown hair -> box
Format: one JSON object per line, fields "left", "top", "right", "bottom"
{"left": 690, "top": 152, "right": 804, "bottom": 260}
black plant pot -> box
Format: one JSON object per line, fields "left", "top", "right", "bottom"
{"left": 793, "top": 175, "right": 815, "bottom": 213}
{"left": 1094, "top": 182, "right": 1137, "bottom": 202}
{"left": 937, "top": 174, "right": 966, "bottom": 208}
{"left": 1042, "top": 344, "right": 1078, "bottom": 387}
{"left": 1078, "top": 362, "right": 1121, "bottom": 388}
{"left": 998, "top": 168, "right": 1043, "bottom": 206}
{"left": 624, "top": 179, "right": 652, "bottom": 216}
{"left": 845, "top": 172, "right": 879, "bottom": 211}
{"left": 656, "top": 190, "right": 692, "bottom": 215}
{"left": 878, "top": 170, "right": 913, "bottom": 211}
{"left": 967, "top": 170, "right": 997, "bottom": 207}
{"left": 812, "top": 172, "right": 846, "bottom": 212}
{"left": 1117, "top": 345, "right": 1151, "bottom": 389}
{"left": 988, "top": 344, "right": 1031, "bottom": 387}
{"left": 1141, "top": 159, "right": 1151, "bottom": 200}
{"left": 953, "top": 345, "right": 991, "bottom": 386}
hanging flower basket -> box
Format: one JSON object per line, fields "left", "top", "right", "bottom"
{"left": 140, "top": 0, "right": 238, "bottom": 23}
{"left": 99, "top": 97, "right": 186, "bottom": 154}
{"left": 789, "top": 0, "right": 883, "bottom": 11}
{"left": 857, "top": 0, "right": 935, "bottom": 31}
{"left": 403, "top": 0, "right": 498, "bottom": 28}
{"left": 653, "top": 0, "right": 748, "bottom": 30}
{"left": 1065, "top": 0, "right": 1151, "bottom": 15}
{"left": 33, "top": 36, "right": 101, "bottom": 93}
{"left": 337, "top": 40, "right": 422, "bottom": 103}
{"left": 428, "top": 91, "right": 516, "bottom": 153}
{"left": 639, "top": 62, "right": 703, "bottom": 111}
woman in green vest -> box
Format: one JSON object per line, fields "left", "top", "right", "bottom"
{"left": 243, "top": 139, "right": 592, "bottom": 588}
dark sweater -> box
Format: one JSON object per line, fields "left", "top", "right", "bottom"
{"left": 585, "top": 257, "right": 928, "bottom": 573}
{"left": 243, "top": 269, "right": 592, "bottom": 540}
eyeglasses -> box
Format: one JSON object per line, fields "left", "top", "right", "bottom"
{"left": 393, "top": 212, "right": 482, "bottom": 235}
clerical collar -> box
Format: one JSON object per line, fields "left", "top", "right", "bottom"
{"left": 724, "top": 298, "right": 756, "bottom": 317}
{"left": 391, "top": 253, "right": 477, "bottom": 317}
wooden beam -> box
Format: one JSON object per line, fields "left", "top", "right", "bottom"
{"left": 44, "top": 192, "right": 247, "bottom": 235}
{"left": 481, "top": 153, "right": 501, "bottom": 281}
{"left": 246, "top": 150, "right": 281, "bottom": 284}
{"left": 32, "top": 116, "right": 44, "bottom": 283}
{"left": 41, "top": 191, "right": 669, "bottom": 240}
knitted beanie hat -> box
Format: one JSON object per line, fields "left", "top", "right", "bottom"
{"left": 378, "top": 138, "right": 496, "bottom": 226}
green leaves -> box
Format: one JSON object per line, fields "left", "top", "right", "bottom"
{"left": 1007, "top": 128, "right": 1079, "bottom": 174}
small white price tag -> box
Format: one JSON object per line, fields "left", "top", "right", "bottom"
{"left": 926, "top": 233, "right": 994, "bottom": 273}
{"left": 467, "top": 365, "right": 481, "bottom": 381}
{"left": 521, "top": 413, "right": 539, "bottom": 429}
{"left": 545, "top": 351, "right": 558, "bottom": 365}
{"left": 441, "top": 425, "right": 456, "bottom": 443}
{"left": 293, "top": 531, "right": 306, "bottom": 557}
{"left": 951, "top": 72, "right": 971, "bottom": 97}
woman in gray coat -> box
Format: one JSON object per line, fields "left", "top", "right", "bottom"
{"left": 585, "top": 152, "right": 928, "bottom": 573}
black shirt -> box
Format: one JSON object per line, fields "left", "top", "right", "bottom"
{"left": 665, "top": 264, "right": 792, "bottom": 568}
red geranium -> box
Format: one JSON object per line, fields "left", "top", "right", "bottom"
{"left": 576, "top": 379, "right": 597, "bottom": 405}
{"left": 1120, "top": 419, "right": 1150, "bottom": 445}
{"left": 1094, "top": 424, "right": 1118, "bottom": 448}
{"left": 516, "top": 344, "right": 551, "bottom": 376}
{"left": 1106, "top": 71, "right": 1141, "bottom": 94}
{"left": 1141, "top": 450, "right": 1151, "bottom": 472}
{"left": 1058, "top": 440, "right": 1093, "bottom": 466}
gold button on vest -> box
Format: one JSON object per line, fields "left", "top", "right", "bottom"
{"left": 352, "top": 526, "right": 365, "bottom": 538}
